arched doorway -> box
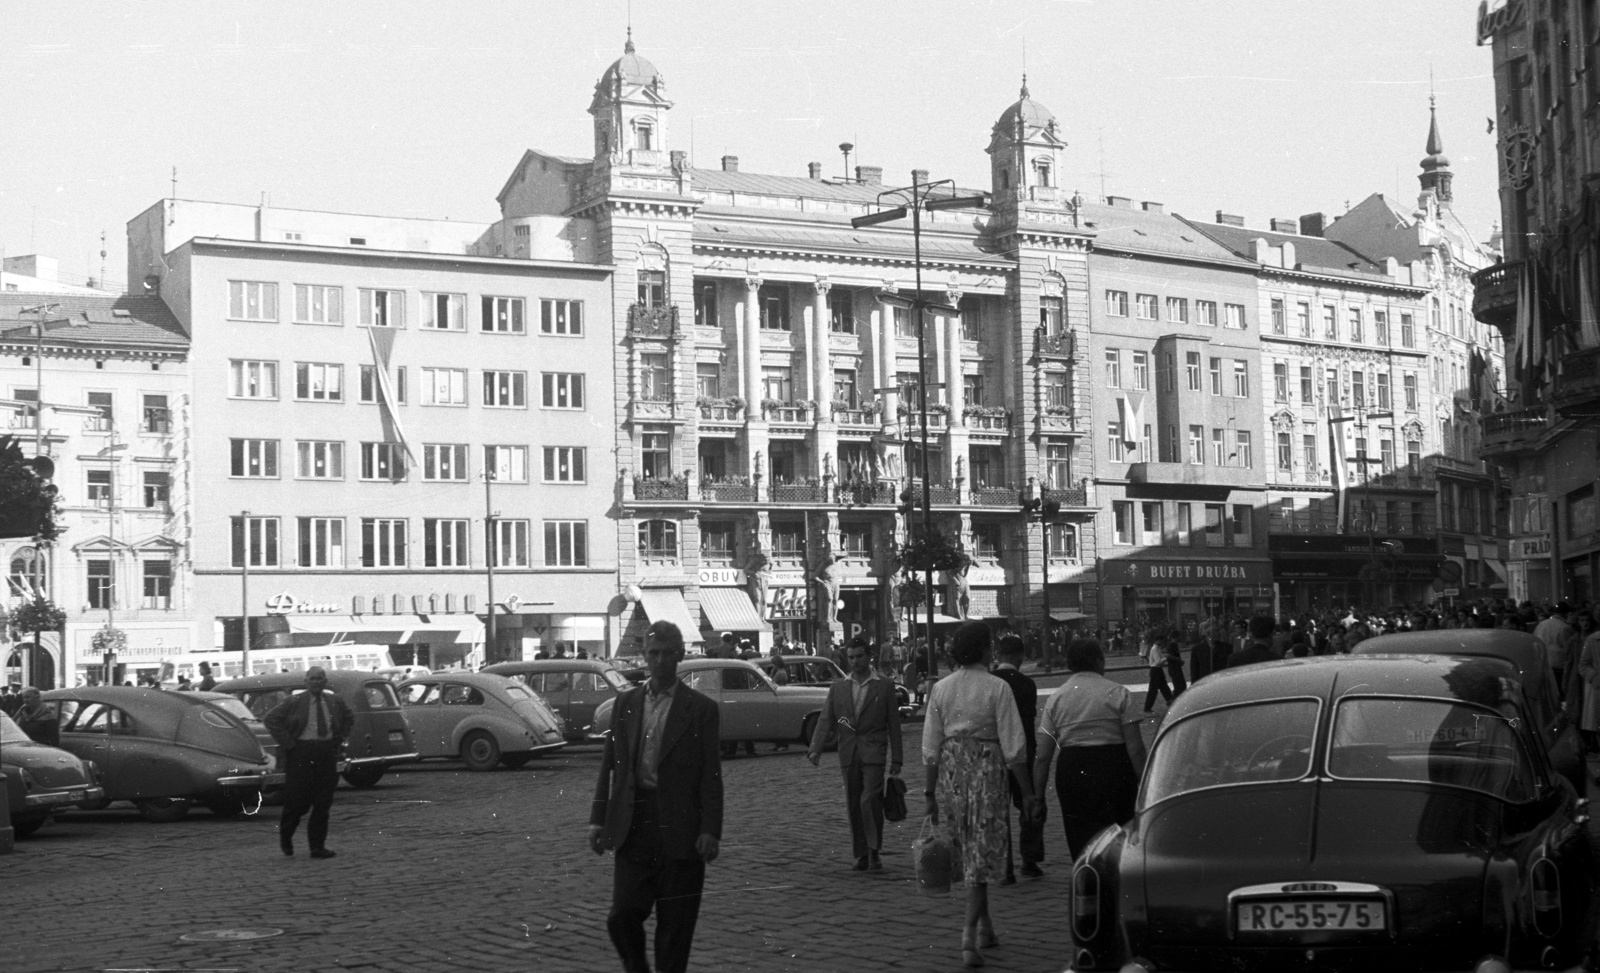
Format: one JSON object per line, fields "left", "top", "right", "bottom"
{"left": 5, "top": 642, "right": 56, "bottom": 690}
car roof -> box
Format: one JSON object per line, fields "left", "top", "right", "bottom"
{"left": 214, "top": 670, "right": 389, "bottom": 693}
{"left": 1174, "top": 654, "right": 1523, "bottom": 717}
{"left": 1353, "top": 629, "right": 1546, "bottom": 678}
{"left": 399, "top": 672, "right": 522, "bottom": 689}
{"left": 484, "top": 660, "right": 617, "bottom": 674}
{"left": 679, "top": 658, "right": 762, "bottom": 672}
{"left": 40, "top": 686, "right": 230, "bottom": 737}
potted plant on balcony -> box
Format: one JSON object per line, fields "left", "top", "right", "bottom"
{"left": 91, "top": 624, "right": 128, "bottom": 657}
{"left": 1042, "top": 404, "right": 1073, "bottom": 416}
{"left": 962, "top": 404, "right": 1008, "bottom": 418}
{"left": 927, "top": 402, "right": 952, "bottom": 416}
{"left": 760, "top": 398, "right": 788, "bottom": 414}
{"left": 898, "top": 526, "right": 971, "bottom": 575}
{"left": 830, "top": 398, "right": 856, "bottom": 413}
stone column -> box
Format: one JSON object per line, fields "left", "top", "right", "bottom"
{"left": 812, "top": 280, "right": 832, "bottom": 423}
{"left": 944, "top": 288, "right": 967, "bottom": 489}
{"left": 744, "top": 275, "right": 763, "bottom": 413}
{"left": 878, "top": 285, "right": 900, "bottom": 428}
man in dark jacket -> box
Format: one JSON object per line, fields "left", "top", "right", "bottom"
{"left": 1227, "top": 616, "right": 1282, "bottom": 669}
{"left": 991, "top": 634, "right": 1043, "bottom": 881}
{"left": 263, "top": 667, "right": 353, "bottom": 858}
{"left": 807, "top": 637, "right": 903, "bottom": 871}
{"left": 13, "top": 688, "right": 59, "bottom": 746}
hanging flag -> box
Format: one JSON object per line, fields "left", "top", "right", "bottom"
{"left": 367, "top": 326, "right": 416, "bottom": 462}
{"left": 1327, "top": 404, "right": 1348, "bottom": 532}
{"left": 1117, "top": 395, "right": 1143, "bottom": 450}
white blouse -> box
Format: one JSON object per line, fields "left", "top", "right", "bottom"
{"left": 920, "top": 665, "right": 1028, "bottom": 766}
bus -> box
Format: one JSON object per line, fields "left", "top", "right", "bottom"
{"left": 157, "top": 644, "right": 392, "bottom": 688}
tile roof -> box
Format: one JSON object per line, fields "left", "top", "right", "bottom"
{"left": 692, "top": 168, "right": 897, "bottom": 203}
{"left": 0, "top": 292, "right": 186, "bottom": 352}
{"left": 1179, "top": 217, "right": 1395, "bottom": 281}
{"left": 693, "top": 210, "right": 1007, "bottom": 266}
{"left": 1079, "top": 202, "right": 1252, "bottom": 266}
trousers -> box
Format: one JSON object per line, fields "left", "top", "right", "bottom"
{"left": 841, "top": 757, "right": 886, "bottom": 858}
{"left": 280, "top": 739, "right": 340, "bottom": 850}
{"left": 607, "top": 789, "right": 706, "bottom": 973}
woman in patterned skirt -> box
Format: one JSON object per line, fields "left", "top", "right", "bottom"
{"left": 922, "top": 621, "right": 1038, "bottom": 968}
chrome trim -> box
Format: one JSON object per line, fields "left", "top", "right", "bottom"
{"left": 345, "top": 752, "right": 420, "bottom": 767}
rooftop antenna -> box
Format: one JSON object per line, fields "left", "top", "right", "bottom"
{"left": 169, "top": 166, "right": 177, "bottom": 225}
{"left": 1089, "top": 129, "right": 1117, "bottom": 200}
{"left": 840, "top": 142, "right": 854, "bottom": 182}
{"left": 99, "top": 231, "right": 106, "bottom": 291}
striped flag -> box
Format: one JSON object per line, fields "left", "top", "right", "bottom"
{"left": 367, "top": 326, "right": 415, "bottom": 462}
{"left": 1327, "top": 404, "right": 1348, "bottom": 532}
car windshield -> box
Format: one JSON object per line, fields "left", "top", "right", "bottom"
{"left": 1327, "top": 696, "right": 1537, "bottom": 802}
{"left": 1142, "top": 699, "right": 1320, "bottom": 807}
{"left": 0, "top": 712, "right": 32, "bottom": 745}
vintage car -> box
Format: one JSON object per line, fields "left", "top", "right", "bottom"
{"left": 397, "top": 672, "right": 566, "bottom": 771}
{"left": 1, "top": 711, "right": 105, "bottom": 837}
{"left": 591, "top": 658, "right": 831, "bottom": 747}
{"left": 1066, "top": 655, "right": 1595, "bottom": 973}
{"left": 754, "top": 655, "right": 914, "bottom": 715}
{"left": 1354, "top": 629, "right": 1586, "bottom": 794}
{"left": 484, "top": 659, "right": 630, "bottom": 742}
{"left": 214, "top": 670, "right": 419, "bottom": 788}
{"left": 40, "top": 687, "right": 282, "bottom": 823}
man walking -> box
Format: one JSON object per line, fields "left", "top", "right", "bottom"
{"left": 991, "top": 634, "right": 1043, "bottom": 881}
{"left": 1535, "top": 603, "right": 1579, "bottom": 703}
{"left": 263, "top": 667, "right": 352, "bottom": 859}
{"left": 590, "top": 621, "right": 723, "bottom": 973}
{"left": 807, "top": 636, "right": 903, "bottom": 871}
{"left": 13, "top": 688, "right": 59, "bottom": 746}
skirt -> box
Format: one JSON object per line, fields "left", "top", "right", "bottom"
{"left": 937, "top": 736, "right": 1011, "bottom": 887}
{"left": 1056, "top": 744, "right": 1138, "bottom": 862}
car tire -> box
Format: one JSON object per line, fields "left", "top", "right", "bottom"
{"left": 499, "top": 753, "right": 534, "bottom": 770}
{"left": 12, "top": 815, "right": 47, "bottom": 837}
{"left": 136, "top": 797, "right": 193, "bottom": 823}
{"left": 461, "top": 731, "right": 501, "bottom": 772}
{"left": 342, "top": 766, "right": 386, "bottom": 788}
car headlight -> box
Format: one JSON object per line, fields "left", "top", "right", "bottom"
{"left": 15, "top": 767, "right": 37, "bottom": 792}
{"left": 1472, "top": 957, "right": 1511, "bottom": 973}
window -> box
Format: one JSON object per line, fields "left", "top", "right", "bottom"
{"left": 294, "top": 284, "right": 343, "bottom": 325}
{"left": 1304, "top": 433, "right": 1318, "bottom": 473}
{"left": 958, "top": 296, "right": 979, "bottom": 340}
{"left": 1274, "top": 363, "right": 1289, "bottom": 402}
{"left": 760, "top": 285, "right": 791, "bottom": 331}
{"left": 1376, "top": 372, "right": 1391, "bottom": 409}
{"left": 1230, "top": 504, "right": 1252, "bottom": 546}
{"left": 1374, "top": 311, "right": 1389, "bottom": 345}
{"left": 1403, "top": 373, "right": 1418, "bottom": 411}
{"left": 1326, "top": 368, "right": 1340, "bottom": 405}
{"left": 1380, "top": 438, "right": 1394, "bottom": 473}
{"left": 481, "top": 296, "right": 525, "bottom": 334}
{"left": 1407, "top": 439, "right": 1421, "bottom": 475}
{"left": 837, "top": 369, "right": 861, "bottom": 408}
{"left": 228, "top": 360, "right": 278, "bottom": 399}
{"left": 640, "top": 432, "right": 671, "bottom": 479}
{"left": 142, "top": 394, "right": 171, "bottom": 433}
{"left": 358, "top": 365, "right": 406, "bottom": 404}
{"left": 701, "top": 521, "right": 735, "bottom": 559}
{"left": 1211, "top": 428, "right": 1226, "bottom": 465}
{"left": 698, "top": 364, "right": 723, "bottom": 399}
{"left": 1049, "top": 522, "right": 1078, "bottom": 558}
{"left": 360, "top": 442, "right": 408, "bottom": 481}
{"left": 492, "top": 520, "right": 531, "bottom": 567}
{"left": 142, "top": 559, "right": 172, "bottom": 609}
{"left": 422, "top": 292, "right": 466, "bottom": 331}
{"left": 1165, "top": 297, "right": 1189, "bottom": 324}
{"left": 1208, "top": 358, "right": 1222, "bottom": 395}
{"left": 635, "top": 270, "right": 666, "bottom": 309}
{"left": 1351, "top": 370, "right": 1365, "bottom": 408}
{"left": 1140, "top": 502, "right": 1163, "bottom": 545}
{"left": 1323, "top": 304, "right": 1337, "bottom": 340}
{"left": 539, "top": 299, "right": 582, "bottom": 336}
{"left": 1277, "top": 432, "right": 1292, "bottom": 471}
{"left": 1205, "top": 504, "right": 1225, "bottom": 545}
{"left": 1039, "top": 295, "right": 1064, "bottom": 335}
{"left": 638, "top": 519, "right": 678, "bottom": 558}
{"left": 544, "top": 521, "right": 587, "bottom": 566}
{"left": 1186, "top": 352, "right": 1201, "bottom": 390}
{"left": 424, "top": 519, "right": 468, "bottom": 568}
{"left": 298, "top": 517, "right": 345, "bottom": 568}
{"left": 1195, "top": 300, "right": 1217, "bottom": 326}
{"left": 86, "top": 469, "right": 111, "bottom": 506}
{"left": 543, "top": 446, "right": 586, "bottom": 483}
{"left": 1297, "top": 302, "right": 1311, "bottom": 337}
{"left": 423, "top": 443, "right": 469, "bottom": 482}
{"left": 1105, "top": 290, "right": 1129, "bottom": 316}
{"left": 1113, "top": 501, "right": 1134, "bottom": 544}
{"left": 540, "top": 372, "right": 584, "bottom": 409}
{"left": 1270, "top": 298, "right": 1286, "bottom": 335}
{"left": 1132, "top": 352, "right": 1149, "bottom": 390}
{"left": 1400, "top": 313, "right": 1416, "bottom": 348}
{"left": 772, "top": 522, "right": 805, "bottom": 556}
{"left": 231, "top": 516, "right": 279, "bottom": 567}
{"left": 1159, "top": 353, "right": 1174, "bottom": 392}
{"left": 1299, "top": 366, "right": 1313, "bottom": 403}
{"left": 1176, "top": 503, "right": 1194, "bottom": 545}
{"left": 87, "top": 559, "right": 113, "bottom": 609}
{"left": 477, "top": 370, "right": 526, "bottom": 408}
{"left": 358, "top": 288, "right": 404, "bottom": 328}
{"left": 361, "top": 518, "right": 407, "bottom": 567}
{"left": 694, "top": 280, "right": 718, "bottom": 328}
{"left": 484, "top": 445, "right": 528, "bottom": 482}
{"left": 1223, "top": 303, "right": 1246, "bottom": 329}
{"left": 640, "top": 353, "right": 671, "bottom": 400}
{"left": 140, "top": 470, "right": 170, "bottom": 508}
{"left": 970, "top": 523, "right": 999, "bottom": 559}
{"left": 1235, "top": 430, "right": 1252, "bottom": 468}
{"left": 230, "top": 438, "right": 279, "bottom": 478}
{"left": 1348, "top": 308, "right": 1363, "bottom": 343}
{"left": 295, "top": 362, "right": 344, "bottom": 402}
{"left": 891, "top": 305, "right": 916, "bottom": 338}
{"left": 1233, "top": 360, "right": 1249, "bottom": 397}
{"left": 229, "top": 280, "right": 278, "bottom": 321}
{"left": 1046, "top": 443, "right": 1072, "bottom": 489}
{"left": 1385, "top": 500, "right": 1399, "bottom": 533}
{"left": 421, "top": 367, "right": 467, "bottom": 406}
{"left": 296, "top": 440, "right": 344, "bottom": 480}
{"left": 1104, "top": 350, "right": 1121, "bottom": 388}
{"left": 1106, "top": 420, "right": 1125, "bottom": 463}
{"left": 763, "top": 366, "right": 794, "bottom": 403}
{"left": 83, "top": 391, "right": 112, "bottom": 431}
{"left": 1188, "top": 425, "right": 1204, "bottom": 464}
{"left": 1135, "top": 294, "right": 1158, "bottom": 320}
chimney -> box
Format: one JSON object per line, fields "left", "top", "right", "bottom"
{"left": 856, "top": 165, "right": 882, "bottom": 186}
{"left": 808, "top": 162, "right": 822, "bottom": 180}
{"left": 721, "top": 155, "right": 739, "bottom": 172}
{"left": 1141, "top": 201, "right": 1164, "bottom": 214}
{"left": 1269, "top": 218, "right": 1298, "bottom": 233}
{"left": 1299, "top": 212, "right": 1326, "bottom": 237}
{"left": 1107, "top": 195, "right": 1133, "bottom": 209}
{"left": 143, "top": 274, "right": 161, "bottom": 296}
{"left": 912, "top": 168, "right": 929, "bottom": 185}
{"left": 1215, "top": 211, "right": 1245, "bottom": 227}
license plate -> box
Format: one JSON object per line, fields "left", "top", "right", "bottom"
{"left": 388, "top": 730, "right": 404, "bottom": 743}
{"left": 1237, "top": 899, "right": 1385, "bottom": 932}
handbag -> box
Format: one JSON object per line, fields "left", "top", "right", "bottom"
{"left": 911, "top": 815, "right": 953, "bottom": 895}
{"left": 882, "top": 774, "right": 908, "bottom": 823}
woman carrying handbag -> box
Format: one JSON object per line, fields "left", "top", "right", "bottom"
{"left": 922, "top": 622, "right": 1039, "bottom": 968}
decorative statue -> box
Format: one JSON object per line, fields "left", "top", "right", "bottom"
{"left": 949, "top": 561, "right": 971, "bottom": 620}
{"left": 815, "top": 548, "right": 844, "bottom": 626}
{"left": 746, "top": 544, "right": 772, "bottom": 615}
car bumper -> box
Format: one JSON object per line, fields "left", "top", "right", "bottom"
{"left": 24, "top": 785, "right": 105, "bottom": 810}
{"left": 216, "top": 772, "right": 283, "bottom": 790}
{"left": 522, "top": 742, "right": 566, "bottom": 756}
{"left": 344, "top": 752, "right": 420, "bottom": 769}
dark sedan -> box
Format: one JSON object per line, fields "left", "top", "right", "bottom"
{"left": 754, "top": 656, "right": 913, "bottom": 715}
{"left": 484, "top": 659, "right": 629, "bottom": 742}
{"left": 1, "top": 712, "right": 105, "bottom": 836}
{"left": 1067, "top": 655, "right": 1595, "bottom": 973}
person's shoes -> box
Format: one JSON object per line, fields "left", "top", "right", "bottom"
{"left": 853, "top": 856, "right": 869, "bottom": 871}
{"left": 1021, "top": 863, "right": 1044, "bottom": 878}
{"left": 868, "top": 851, "right": 883, "bottom": 871}
{"left": 961, "top": 929, "right": 985, "bottom": 968}
{"left": 976, "top": 918, "right": 999, "bottom": 949}
{"left": 279, "top": 837, "right": 293, "bottom": 857}
{"left": 309, "top": 848, "right": 337, "bottom": 859}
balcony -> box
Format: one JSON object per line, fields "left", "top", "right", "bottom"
{"left": 962, "top": 410, "right": 1010, "bottom": 434}
{"left": 628, "top": 304, "right": 680, "bottom": 339}
{"left": 633, "top": 476, "right": 688, "bottom": 501}
{"left": 898, "top": 410, "right": 949, "bottom": 434}
{"left": 1126, "top": 461, "right": 1256, "bottom": 494}
{"left": 142, "top": 408, "right": 173, "bottom": 435}
{"left": 927, "top": 485, "right": 962, "bottom": 505}
{"left": 628, "top": 396, "right": 682, "bottom": 423}
{"left": 834, "top": 408, "right": 879, "bottom": 428}
{"left": 702, "top": 478, "right": 756, "bottom": 503}
{"left": 762, "top": 402, "right": 813, "bottom": 425}
{"left": 8, "top": 412, "right": 38, "bottom": 430}
{"left": 838, "top": 480, "right": 895, "bottom": 505}
{"left": 697, "top": 399, "right": 744, "bottom": 423}
{"left": 771, "top": 481, "right": 825, "bottom": 503}
{"left": 1035, "top": 328, "right": 1074, "bottom": 360}
{"left": 1479, "top": 406, "right": 1548, "bottom": 459}
{"left": 972, "top": 485, "right": 1020, "bottom": 506}
{"left": 1422, "top": 454, "right": 1488, "bottom": 480}
{"left": 1044, "top": 486, "right": 1089, "bottom": 508}
{"left": 1554, "top": 347, "right": 1600, "bottom": 414}
{"left": 1471, "top": 260, "right": 1520, "bottom": 330}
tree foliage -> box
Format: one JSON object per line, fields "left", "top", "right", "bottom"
{"left": 0, "top": 435, "right": 61, "bottom": 541}
{"left": 9, "top": 596, "right": 66, "bottom": 634}
{"left": 897, "top": 526, "right": 971, "bottom": 574}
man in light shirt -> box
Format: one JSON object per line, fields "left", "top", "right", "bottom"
{"left": 263, "top": 667, "right": 353, "bottom": 859}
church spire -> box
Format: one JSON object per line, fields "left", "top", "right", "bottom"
{"left": 1419, "top": 93, "right": 1453, "bottom": 206}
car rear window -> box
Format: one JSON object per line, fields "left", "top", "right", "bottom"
{"left": 1328, "top": 696, "right": 1537, "bottom": 802}
{"left": 205, "top": 697, "right": 258, "bottom": 723}
{"left": 1142, "top": 699, "right": 1320, "bottom": 807}
{"left": 363, "top": 682, "right": 400, "bottom": 710}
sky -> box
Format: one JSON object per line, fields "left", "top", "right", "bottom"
{"left": 1, "top": 0, "right": 1499, "bottom": 293}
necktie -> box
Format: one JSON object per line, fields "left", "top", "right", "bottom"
{"left": 314, "top": 694, "right": 328, "bottom": 737}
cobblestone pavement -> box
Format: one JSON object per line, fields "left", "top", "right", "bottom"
{"left": 8, "top": 715, "right": 1169, "bottom": 973}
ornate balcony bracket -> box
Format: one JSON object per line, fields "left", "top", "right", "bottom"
{"left": 628, "top": 304, "right": 681, "bottom": 339}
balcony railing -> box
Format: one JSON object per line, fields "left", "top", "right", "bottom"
{"left": 702, "top": 478, "right": 756, "bottom": 502}
{"left": 772, "top": 482, "right": 824, "bottom": 503}
{"left": 1035, "top": 328, "right": 1074, "bottom": 360}
{"left": 1045, "top": 486, "right": 1089, "bottom": 507}
{"left": 628, "top": 303, "right": 680, "bottom": 338}
{"left": 834, "top": 408, "right": 878, "bottom": 428}
{"left": 698, "top": 402, "right": 744, "bottom": 422}
{"left": 963, "top": 411, "right": 1010, "bottom": 433}
{"left": 633, "top": 476, "right": 689, "bottom": 501}
{"left": 1555, "top": 346, "right": 1600, "bottom": 411}
{"left": 1479, "top": 407, "right": 1548, "bottom": 456}
{"left": 1471, "top": 260, "right": 1520, "bottom": 329}
{"left": 927, "top": 486, "right": 962, "bottom": 505}
{"left": 838, "top": 480, "right": 895, "bottom": 505}
{"left": 763, "top": 403, "right": 812, "bottom": 424}
{"left": 8, "top": 413, "right": 38, "bottom": 429}
{"left": 972, "top": 485, "right": 1019, "bottom": 506}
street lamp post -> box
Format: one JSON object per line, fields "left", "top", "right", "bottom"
{"left": 854, "top": 174, "right": 985, "bottom": 682}
{"left": 1331, "top": 408, "right": 1392, "bottom": 609}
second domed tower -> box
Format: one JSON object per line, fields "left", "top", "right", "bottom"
{"left": 986, "top": 77, "right": 1068, "bottom": 210}
{"left": 589, "top": 32, "right": 674, "bottom": 171}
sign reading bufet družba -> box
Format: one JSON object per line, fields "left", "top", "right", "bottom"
{"left": 1098, "top": 560, "right": 1275, "bottom": 585}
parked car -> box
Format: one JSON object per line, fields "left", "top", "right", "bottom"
{"left": 1, "top": 711, "right": 105, "bottom": 837}
{"left": 754, "top": 656, "right": 914, "bottom": 715}
{"left": 1354, "top": 629, "right": 1586, "bottom": 794}
{"left": 40, "top": 687, "right": 282, "bottom": 823}
{"left": 373, "top": 665, "right": 432, "bottom": 684}
{"left": 484, "top": 659, "right": 630, "bottom": 741}
{"left": 397, "top": 673, "right": 566, "bottom": 771}
{"left": 1066, "top": 655, "right": 1595, "bottom": 973}
{"left": 214, "top": 670, "right": 418, "bottom": 788}
{"left": 591, "top": 658, "right": 830, "bottom": 747}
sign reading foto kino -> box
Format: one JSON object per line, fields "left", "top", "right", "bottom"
{"left": 1100, "top": 560, "right": 1274, "bottom": 585}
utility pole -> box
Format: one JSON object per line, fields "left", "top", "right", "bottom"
{"left": 484, "top": 469, "right": 497, "bottom": 665}
{"left": 241, "top": 509, "right": 250, "bottom": 677}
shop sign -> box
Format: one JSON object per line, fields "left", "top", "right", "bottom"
{"left": 1101, "top": 560, "right": 1274, "bottom": 584}
{"left": 766, "top": 587, "right": 809, "bottom": 619}
{"left": 264, "top": 592, "right": 342, "bottom": 615}
{"left": 966, "top": 566, "right": 1007, "bottom": 585}
{"left": 1046, "top": 563, "right": 1094, "bottom": 584}
{"left": 698, "top": 567, "right": 748, "bottom": 587}
{"left": 1509, "top": 535, "right": 1552, "bottom": 560}
{"left": 1477, "top": 0, "right": 1523, "bottom": 44}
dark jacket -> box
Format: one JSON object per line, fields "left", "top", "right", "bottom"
{"left": 808, "top": 675, "right": 903, "bottom": 767}
{"left": 590, "top": 682, "right": 723, "bottom": 860}
{"left": 1227, "top": 640, "right": 1281, "bottom": 669}
{"left": 13, "top": 703, "right": 59, "bottom": 747}
{"left": 262, "top": 689, "right": 354, "bottom": 752}
{"left": 990, "top": 666, "right": 1038, "bottom": 754}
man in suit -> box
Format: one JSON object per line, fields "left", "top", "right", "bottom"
{"left": 263, "top": 667, "right": 353, "bottom": 859}
{"left": 991, "top": 634, "right": 1043, "bottom": 881}
{"left": 807, "top": 636, "right": 903, "bottom": 870}
{"left": 590, "top": 621, "right": 723, "bottom": 973}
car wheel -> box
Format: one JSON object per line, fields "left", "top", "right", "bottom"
{"left": 499, "top": 753, "right": 534, "bottom": 770}
{"left": 342, "top": 766, "right": 386, "bottom": 788}
{"left": 12, "top": 815, "right": 47, "bottom": 837}
{"left": 136, "top": 797, "right": 193, "bottom": 823}
{"left": 461, "top": 731, "right": 502, "bottom": 772}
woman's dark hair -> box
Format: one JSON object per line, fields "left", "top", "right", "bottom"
{"left": 949, "top": 622, "right": 992, "bottom": 666}
{"left": 1065, "top": 638, "right": 1105, "bottom": 674}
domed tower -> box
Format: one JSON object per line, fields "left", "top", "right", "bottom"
{"left": 589, "top": 31, "right": 673, "bottom": 172}
{"left": 986, "top": 76, "right": 1067, "bottom": 212}
{"left": 1418, "top": 94, "right": 1453, "bottom": 207}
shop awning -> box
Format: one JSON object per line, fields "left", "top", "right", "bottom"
{"left": 639, "top": 589, "right": 705, "bottom": 643}
{"left": 279, "top": 614, "right": 482, "bottom": 646}
{"left": 409, "top": 615, "right": 484, "bottom": 645}
{"left": 1485, "top": 559, "right": 1510, "bottom": 584}
{"left": 699, "top": 588, "right": 770, "bottom": 633}
{"left": 1050, "top": 610, "right": 1089, "bottom": 622}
